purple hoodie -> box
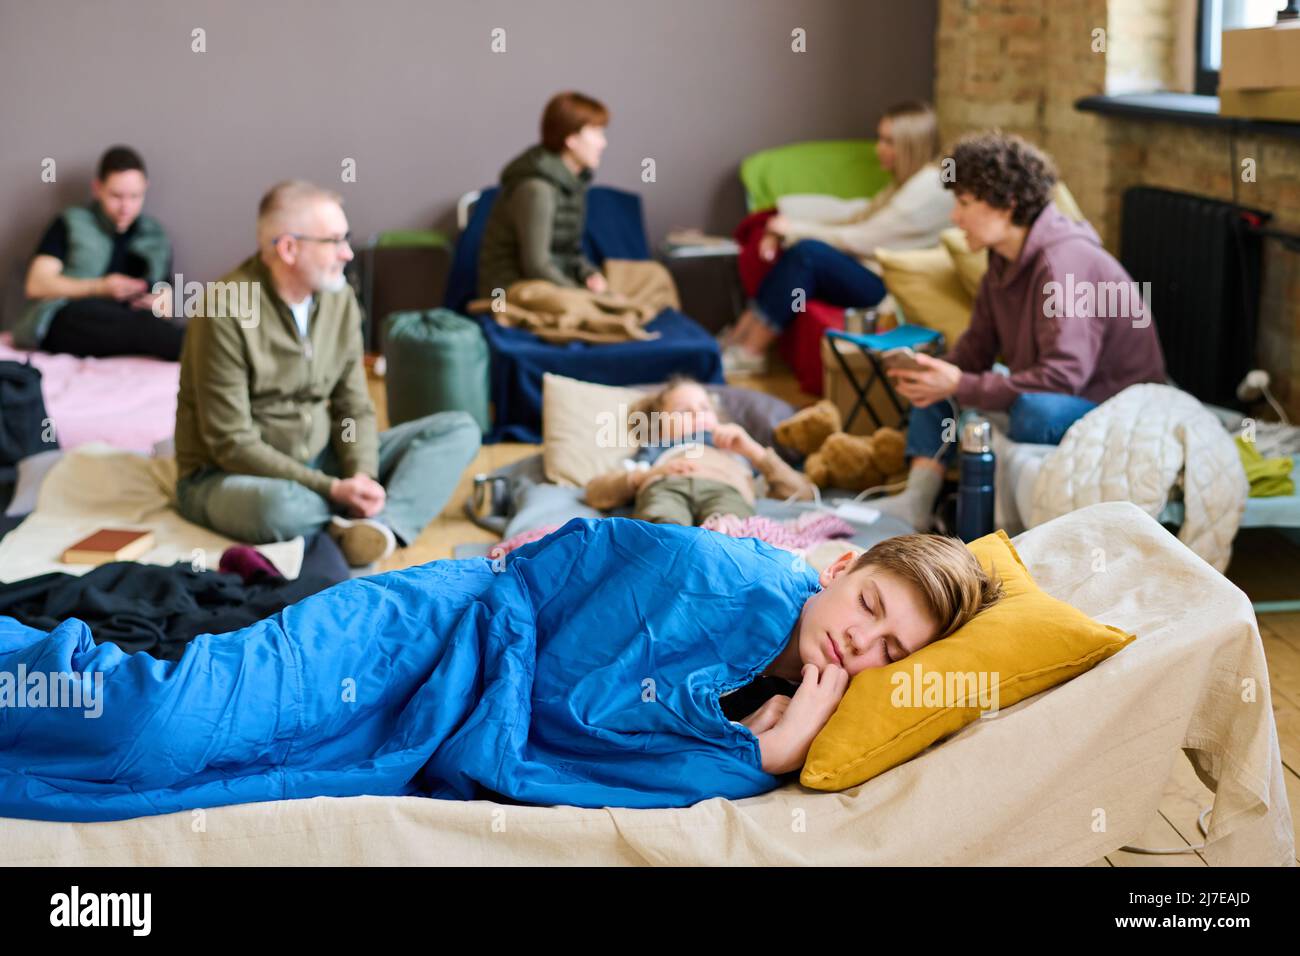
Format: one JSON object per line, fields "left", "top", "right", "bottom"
{"left": 947, "top": 203, "right": 1167, "bottom": 411}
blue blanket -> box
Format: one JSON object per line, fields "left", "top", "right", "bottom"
{"left": 0, "top": 519, "right": 819, "bottom": 822}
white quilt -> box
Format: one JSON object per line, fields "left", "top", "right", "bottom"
{"left": 0, "top": 444, "right": 304, "bottom": 583}
{"left": 1028, "top": 384, "right": 1247, "bottom": 572}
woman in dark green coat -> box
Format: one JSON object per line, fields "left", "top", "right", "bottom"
{"left": 477, "top": 91, "right": 610, "bottom": 299}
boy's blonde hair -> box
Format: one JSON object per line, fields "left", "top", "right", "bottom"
{"left": 851, "top": 534, "right": 1003, "bottom": 640}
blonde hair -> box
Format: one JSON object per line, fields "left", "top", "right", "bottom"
{"left": 872, "top": 101, "right": 942, "bottom": 207}
{"left": 256, "top": 180, "right": 344, "bottom": 249}
{"left": 851, "top": 534, "right": 1003, "bottom": 640}
{"left": 628, "top": 375, "right": 727, "bottom": 447}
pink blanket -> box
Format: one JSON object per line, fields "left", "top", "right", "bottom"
{"left": 488, "top": 511, "right": 858, "bottom": 561}
{"left": 0, "top": 333, "right": 178, "bottom": 453}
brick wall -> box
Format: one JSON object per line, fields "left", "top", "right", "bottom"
{"left": 934, "top": 0, "right": 1300, "bottom": 419}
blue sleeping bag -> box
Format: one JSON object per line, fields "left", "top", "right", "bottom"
{"left": 0, "top": 518, "right": 820, "bottom": 822}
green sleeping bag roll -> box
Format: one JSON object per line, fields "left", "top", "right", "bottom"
{"left": 383, "top": 309, "right": 490, "bottom": 432}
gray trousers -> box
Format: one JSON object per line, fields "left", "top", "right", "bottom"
{"left": 176, "top": 411, "right": 481, "bottom": 545}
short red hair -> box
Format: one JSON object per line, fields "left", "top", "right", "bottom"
{"left": 541, "top": 92, "right": 610, "bottom": 153}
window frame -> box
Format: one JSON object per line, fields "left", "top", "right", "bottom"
{"left": 1195, "top": 0, "right": 1220, "bottom": 96}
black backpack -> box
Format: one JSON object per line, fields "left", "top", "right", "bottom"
{"left": 0, "top": 359, "right": 56, "bottom": 482}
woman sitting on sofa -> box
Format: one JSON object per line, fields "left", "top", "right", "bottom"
{"left": 722, "top": 101, "right": 955, "bottom": 374}
{"left": 476, "top": 91, "right": 610, "bottom": 299}
{"left": 873, "top": 131, "right": 1169, "bottom": 532}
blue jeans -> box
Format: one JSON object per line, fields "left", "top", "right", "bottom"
{"left": 905, "top": 392, "right": 1100, "bottom": 464}
{"left": 753, "top": 239, "right": 886, "bottom": 332}
{"left": 176, "top": 411, "right": 482, "bottom": 545}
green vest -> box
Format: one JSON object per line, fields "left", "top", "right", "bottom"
{"left": 15, "top": 203, "right": 172, "bottom": 348}
{"left": 477, "top": 145, "right": 594, "bottom": 298}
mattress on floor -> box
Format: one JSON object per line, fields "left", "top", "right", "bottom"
{"left": 0, "top": 332, "right": 178, "bottom": 454}
{"left": 0, "top": 502, "right": 1291, "bottom": 866}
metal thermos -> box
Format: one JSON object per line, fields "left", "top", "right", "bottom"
{"left": 471, "top": 473, "right": 509, "bottom": 519}
{"left": 956, "top": 415, "right": 996, "bottom": 542}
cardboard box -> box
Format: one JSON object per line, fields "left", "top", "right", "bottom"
{"left": 1219, "top": 87, "right": 1300, "bottom": 123}
{"left": 1220, "top": 22, "right": 1300, "bottom": 92}
{"left": 820, "top": 335, "right": 908, "bottom": 437}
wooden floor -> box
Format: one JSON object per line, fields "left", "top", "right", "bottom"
{"left": 366, "top": 358, "right": 1300, "bottom": 866}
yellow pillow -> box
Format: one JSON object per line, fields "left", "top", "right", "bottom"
{"left": 874, "top": 245, "right": 973, "bottom": 345}
{"left": 939, "top": 227, "right": 988, "bottom": 300}
{"left": 1052, "top": 181, "right": 1086, "bottom": 223}
{"left": 800, "top": 529, "right": 1135, "bottom": 792}
{"left": 541, "top": 374, "right": 645, "bottom": 487}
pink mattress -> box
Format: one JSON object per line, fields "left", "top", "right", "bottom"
{"left": 0, "top": 333, "right": 178, "bottom": 453}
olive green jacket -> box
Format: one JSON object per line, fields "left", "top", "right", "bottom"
{"left": 174, "top": 255, "right": 378, "bottom": 497}
{"left": 476, "top": 144, "right": 599, "bottom": 297}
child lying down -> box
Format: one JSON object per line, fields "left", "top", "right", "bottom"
{"left": 585, "top": 376, "right": 815, "bottom": 524}
{"left": 0, "top": 518, "right": 999, "bottom": 823}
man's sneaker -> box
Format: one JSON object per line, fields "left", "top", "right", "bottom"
{"left": 328, "top": 516, "right": 397, "bottom": 567}
{"left": 721, "top": 344, "right": 768, "bottom": 376}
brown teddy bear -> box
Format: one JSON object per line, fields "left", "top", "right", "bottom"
{"left": 776, "top": 401, "right": 907, "bottom": 493}
{"left": 773, "top": 400, "right": 842, "bottom": 457}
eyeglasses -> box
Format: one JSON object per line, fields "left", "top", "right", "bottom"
{"left": 276, "top": 232, "right": 352, "bottom": 248}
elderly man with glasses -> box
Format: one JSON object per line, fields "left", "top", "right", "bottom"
{"left": 173, "top": 180, "right": 480, "bottom": 566}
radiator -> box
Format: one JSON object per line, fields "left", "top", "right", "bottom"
{"left": 1119, "top": 186, "right": 1269, "bottom": 409}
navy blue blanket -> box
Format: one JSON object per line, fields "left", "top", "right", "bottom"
{"left": 0, "top": 518, "right": 819, "bottom": 822}
{"left": 479, "top": 310, "right": 724, "bottom": 443}
{"left": 446, "top": 185, "right": 723, "bottom": 442}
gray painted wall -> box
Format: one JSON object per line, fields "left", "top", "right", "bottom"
{"left": 0, "top": 0, "right": 936, "bottom": 305}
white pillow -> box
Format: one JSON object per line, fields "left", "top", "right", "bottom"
{"left": 5, "top": 449, "right": 64, "bottom": 516}
{"left": 541, "top": 374, "right": 647, "bottom": 487}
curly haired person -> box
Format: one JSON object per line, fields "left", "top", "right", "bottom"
{"left": 874, "top": 131, "right": 1168, "bottom": 532}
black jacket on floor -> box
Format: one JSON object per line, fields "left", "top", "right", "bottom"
{"left": 0, "top": 533, "right": 349, "bottom": 661}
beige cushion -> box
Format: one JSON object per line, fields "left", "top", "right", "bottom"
{"left": 939, "top": 228, "right": 987, "bottom": 300}
{"left": 874, "top": 245, "right": 973, "bottom": 345}
{"left": 1051, "top": 181, "right": 1086, "bottom": 223}
{"left": 541, "top": 374, "right": 646, "bottom": 487}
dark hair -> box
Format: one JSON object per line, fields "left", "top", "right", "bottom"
{"left": 540, "top": 92, "right": 609, "bottom": 153}
{"left": 943, "top": 131, "right": 1057, "bottom": 227}
{"left": 97, "top": 145, "right": 147, "bottom": 181}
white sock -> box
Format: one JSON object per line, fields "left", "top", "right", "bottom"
{"left": 869, "top": 465, "right": 944, "bottom": 532}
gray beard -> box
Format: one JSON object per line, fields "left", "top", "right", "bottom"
{"left": 319, "top": 271, "right": 348, "bottom": 293}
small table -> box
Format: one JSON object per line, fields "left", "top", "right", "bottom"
{"left": 824, "top": 325, "right": 945, "bottom": 431}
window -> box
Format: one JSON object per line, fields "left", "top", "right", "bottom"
{"left": 1196, "top": 0, "right": 1290, "bottom": 94}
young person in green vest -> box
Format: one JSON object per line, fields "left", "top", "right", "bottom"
{"left": 477, "top": 91, "right": 610, "bottom": 299}
{"left": 173, "top": 180, "right": 482, "bottom": 567}
{"left": 19, "top": 145, "right": 183, "bottom": 360}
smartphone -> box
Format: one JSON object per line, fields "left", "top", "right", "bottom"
{"left": 880, "top": 347, "right": 926, "bottom": 373}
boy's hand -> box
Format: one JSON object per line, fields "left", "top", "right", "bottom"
{"left": 712, "top": 423, "right": 764, "bottom": 463}
{"left": 786, "top": 663, "right": 849, "bottom": 733}
{"left": 740, "top": 693, "right": 791, "bottom": 735}
{"left": 757, "top": 664, "right": 849, "bottom": 774}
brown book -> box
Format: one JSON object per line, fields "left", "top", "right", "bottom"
{"left": 61, "top": 528, "right": 156, "bottom": 566}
